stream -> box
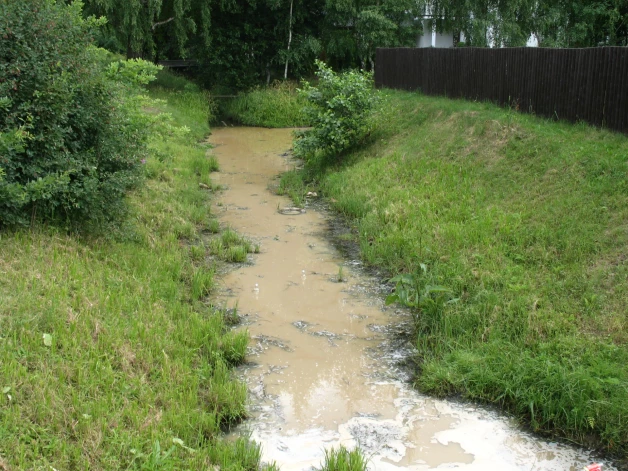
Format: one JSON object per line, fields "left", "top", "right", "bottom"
{"left": 209, "top": 127, "right": 613, "bottom": 471}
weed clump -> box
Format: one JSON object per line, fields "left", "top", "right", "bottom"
{"left": 207, "top": 228, "right": 256, "bottom": 263}
{"left": 317, "top": 446, "right": 368, "bottom": 471}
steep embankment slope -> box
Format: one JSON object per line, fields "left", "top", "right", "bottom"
{"left": 301, "top": 90, "right": 628, "bottom": 460}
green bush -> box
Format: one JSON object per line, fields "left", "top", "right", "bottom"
{"left": 293, "top": 61, "right": 378, "bottom": 163}
{"left": 0, "top": 1, "right": 158, "bottom": 229}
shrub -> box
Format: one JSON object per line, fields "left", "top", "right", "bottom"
{"left": 293, "top": 61, "right": 378, "bottom": 163}
{"left": 0, "top": 1, "right": 159, "bottom": 229}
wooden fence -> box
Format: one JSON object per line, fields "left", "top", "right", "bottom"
{"left": 157, "top": 60, "right": 199, "bottom": 68}
{"left": 375, "top": 47, "right": 628, "bottom": 134}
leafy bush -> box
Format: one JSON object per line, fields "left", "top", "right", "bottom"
{"left": 0, "top": 1, "right": 159, "bottom": 229}
{"left": 293, "top": 61, "right": 378, "bottom": 163}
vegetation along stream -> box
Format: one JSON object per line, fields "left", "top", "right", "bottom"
{"left": 208, "top": 127, "right": 613, "bottom": 471}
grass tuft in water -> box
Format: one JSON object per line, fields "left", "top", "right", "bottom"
{"left": 276, "top": 169, "right": 308, "bottom": 207}
{"left": 317, "top": 446, "right": 368, "bottom": 471}
{"left": 226, "top": 246, "right": 248, "bottom": 263}
{"left": 206, "top": 228, "right": 255, "bottom": 263}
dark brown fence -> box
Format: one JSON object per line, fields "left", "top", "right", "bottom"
{"left": 375, "top": 47, "right": 628, "bottom": 134}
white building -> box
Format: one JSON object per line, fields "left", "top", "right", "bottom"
{"left": 415, "top": 16, "right": 538, "bottom": 48}
{"left": 416, "top": 18, "right": 456, "bottom": 48}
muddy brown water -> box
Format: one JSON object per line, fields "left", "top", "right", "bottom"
{"left": 209, "top": 127, "right": 613, "bottom": 471}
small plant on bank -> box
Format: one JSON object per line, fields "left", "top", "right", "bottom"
{"left": 294, "top": 61, "right": 378, "bottom": 165}
{"left": 385, "top": 265, "right": 458, "bottom": 332}
{"left": 207, "top": 218, "right": 221, "bottom": 233}
{"left": 337, "top": 265, "right": 347, "bottom": 282}
{"left": 191, "top": 266, "right": 215, "bottom": 300}
{"left": 317, "top": 446, "right": 368, "bottom": 471}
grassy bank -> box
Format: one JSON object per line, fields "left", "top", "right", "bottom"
{"left": 0, "top": 72, "right": 262, "bottom": 470}
{"left": 219, "top": 81, "right": 309, "bottom": 128}
{"left": 283, "top": 90, "right": 628, "bottom": 458}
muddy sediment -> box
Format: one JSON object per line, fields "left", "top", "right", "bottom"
{"left": 209, "top": 127, "right": 613, "bottom": 471}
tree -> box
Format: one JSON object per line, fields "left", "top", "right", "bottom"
{"left": 421, "top": 0, "right": 628, "bottom": 47}
{"left": 82, "top": 0, "right": 212, "bottom": 59}
{"left": 421, "top": 0, "right": 538, "bottom": 46}
{"left": 197, "top": 0, "right": 325, "bottom": 89}
{"left": 320, "top": 0, "right": 422, "bottom": 70}
{"left": 534, "top": 0, "right": 628, "bottom": 47}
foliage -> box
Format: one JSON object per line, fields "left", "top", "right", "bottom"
{"left": 82, "top": 0, "right": 212, "bottom": 60}
{"left": 317, "top": 446, "right": 368, "bottom": 471}
{"left": 534, "top": 0, "right": 628, "bottom": 47}
{"left": 0, "top": 1, "right": 161, "bottom": 229}
{"left": 281, "top": 89, "right": 628, "bottom": 457}
{"left": 423, "top": 0, "right": 628, "bottom": 47}
{"left": 79, "top": 0, "right": 626, "bottom": 89}
{"left": 320, "top": 0, "right": 421, "bottom": 69}
{"left": 220, "top": 81, "right": 309, "bottom": 128}
{"left": 152, "top": 68, "right": 202, "bottom": 92}
{"left": 149, "top": 70, "right": 215, "bottom": 141}
{"left": 80, "top": 0, "right": 422, "bottom": 88}
{"left": 0, "top": 73, "right": 257, "bottom": 470}
{"left": 293, "top": 61, "right": 378, "bottom": 164}
{"left": 197, "top": 0, "right": 418, "bottom": 88}
{"left": 195, "top": 0, "right": 322, "bottom": 89}
{"left": 106, "top": 58, "right": 163, "bottom": 86}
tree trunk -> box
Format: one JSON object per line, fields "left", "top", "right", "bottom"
{"left": 284, "top": 0, "right": 294, "bottom": 80}
{"left": 126, "top": 37, "right": 142, "bottom": 59}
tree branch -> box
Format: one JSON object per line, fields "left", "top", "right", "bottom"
{"left": 152, "top": 17, "right": 175, "bottom": 31}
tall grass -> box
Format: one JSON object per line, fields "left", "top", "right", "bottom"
{"left": 220, "top": 81, "right": 309, "bottom": 128}
{"left": 149, "top": 69, "right": 215, "bottom": 140}
{"left": 282, "top": 90, "right": 628, "bottom": 459}
{"left": 317, "top": 446, "right": 368, "bottom": 471}
{"left": 0, "top": 72, "right": 262, "bottom": 470}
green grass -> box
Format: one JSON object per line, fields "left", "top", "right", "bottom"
{"left": 282, "top": 90, "right": 628, "bottom": 458}
{"left": 317, "top": 446, "right": 367, "bottom": 471}
{"left": 0, "top": 74, "right": 264, "bottom": 470}
{"left": 149, "top": 69, "right": 215, "bottom": 141}
{"left": 220, "top": 81, "right": 309, "bottom": 128}
{"left": 276, "top": 169, "right": 309, "bottom": 207}
{"left": 206, "top": 229, "right": 255, "bottom": 263}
